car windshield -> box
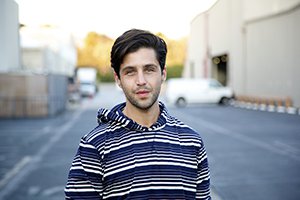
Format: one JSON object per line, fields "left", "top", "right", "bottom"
{"left": 81, "top": 82, "right": 93, "bottom": 86}
{"left": 209, "top": 80, "right": 223, "bottom": 88}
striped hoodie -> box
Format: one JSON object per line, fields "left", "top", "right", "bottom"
{"left": 65, "top": 102, "right": 210, "bottom": 199}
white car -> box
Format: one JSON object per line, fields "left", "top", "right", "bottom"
{"left": 79, "top": 82, "right": 97, "bottom": 97}
{"left": 165, "top": 78, "right": 234, "bottom": 107}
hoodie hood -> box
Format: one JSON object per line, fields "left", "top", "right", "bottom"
{"left": 97, "top": 102, "right": 169, "bottom": 131}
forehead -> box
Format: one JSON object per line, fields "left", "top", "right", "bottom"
{"left": 121, "top": 48, "right": 159, "bottom": 69}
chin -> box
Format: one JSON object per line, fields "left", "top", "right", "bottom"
{"left": 135, "top": 99, "right": 157, "bottom": 110}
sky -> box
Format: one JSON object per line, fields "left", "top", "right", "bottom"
{"left": 16, "top": 0, "right": 217, "bottom": 40}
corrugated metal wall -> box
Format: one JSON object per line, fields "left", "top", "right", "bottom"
{"left": 0, "top": 73, "right": 68, "bottom": 118}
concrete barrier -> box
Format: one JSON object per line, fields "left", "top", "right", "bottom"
{"left": 233, "top": 95, "right": 299, "bottom": 115}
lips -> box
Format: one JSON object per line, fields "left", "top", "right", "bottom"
{"left": 136, "top": 90, "right": 150, "bottom": 98}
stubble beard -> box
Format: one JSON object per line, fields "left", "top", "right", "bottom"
{"left": 124, "top": 86, "right": 161, "bottom": 111}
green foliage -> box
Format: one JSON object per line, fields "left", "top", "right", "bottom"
{"left": 77, "top": 32, "right": 114, "bottom": 74}
{"left": 166, "top": 65, "right": 183, "bottom": 79}
{"left": 97, "top": 65, "right": 184, "bottom": 82}
{"left": 97, "top": 70, "right": 115, "bottom": 82}
{"left": 77, "top": 31, "right": 187, "bottom": 81}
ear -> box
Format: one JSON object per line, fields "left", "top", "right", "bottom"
{"left": 114, "top": 72, "right": 122, "bottom": 88}
{"left": 162, "top": 67, "right": 167, "bottom": 82}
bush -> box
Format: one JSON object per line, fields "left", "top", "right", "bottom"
{"left": 166, "top": 65, "right": 183, "bottom": 79}
{"left": 97, "top": 64, "right": 184, "bottom": 82}
{"left": 97, "top": 71, "right": 115, "bottom": 82}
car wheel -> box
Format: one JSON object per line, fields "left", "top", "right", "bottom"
{"left": 219, "top": 97, "right": 230, "bottom": 105}
{"left": 176, "top": 97, "right": 187, "bottom": 107}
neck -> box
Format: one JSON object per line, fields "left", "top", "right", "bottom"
{"left": 123, "top": 102, "right": 160, "bottom": 128}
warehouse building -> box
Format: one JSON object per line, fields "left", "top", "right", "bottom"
{"left": 184, "top": 0, "right": 300, "bottom": 109}
{"left": 0, "top": 0, "right": 77, "bottom": 117}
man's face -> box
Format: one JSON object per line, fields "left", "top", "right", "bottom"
{"left": 115, "top": 48, "right": 166, "bottom": 111}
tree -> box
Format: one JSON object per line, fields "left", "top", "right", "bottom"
{"left": 77, "top": 31, "right": 187, "bottom": 82}
{"left": 77, "top": 32, "right": 114, "bottom": 74}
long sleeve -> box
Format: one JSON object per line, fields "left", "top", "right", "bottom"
{"left": 196, "top": 143, "right": 211, "bottom": 200}
{"left": 65, "top": 138, "right": 103, "bottom": 200}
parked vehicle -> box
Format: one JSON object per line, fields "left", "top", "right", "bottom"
{"left": 76, "top": 68, "right": 98, "bottom": 97}
{"left": 79, "top": 82, "right": 97, "bottom": 97}
{"left": 165, "top": 78, "right": 234, "bottom": 107}
{"left": 67, "top": 76, "right": 81, "bottom": 103}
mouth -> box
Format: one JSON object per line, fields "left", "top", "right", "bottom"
{"left": 136, "top": 90, "right": 150, "bottom": 98}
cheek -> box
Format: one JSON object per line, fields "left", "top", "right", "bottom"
{"left": 154, "top": 78, "right": 163, "bottom": 88}
{"left": 119, "top": 79, "right": 132, "bottom": 90}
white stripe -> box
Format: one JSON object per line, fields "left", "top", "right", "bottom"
{"left": 104, "top": 138, "right": 147, "bottom": 154}
{"left": 166, "top": 122, "right": 189, "bottom": 128}
{"left": 104, "top": 137, "right": 200, "bottom": 155}
{"left": 104, "top": 161, "right": 196, "bottom": 178}
{"left": 105, "top": 179, "right": 196, "bottom": 193}
{"left": 79, "top": 143, "right": 96, "bottom": 149}
{"left": 106, "top": 156, "right": 197, "bottom": 172}
{"left": 104, "top": 186, "right": 196, "bottom": 199}
{"left": 72, "top": 160, "right": 100, "bottom": 169}
{"left": 198, "top": 154, "right": 208, "bottom": 164}
{"left": 87, "top": 129, "right": 107, "bottom": 143}
{"left": 65, "top": 188, "right": 96, "bottom": 192}
{"left": 70, "top": 166, "right": 102, "bottom": 175}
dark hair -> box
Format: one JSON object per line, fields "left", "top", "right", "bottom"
{"left": 110, "top": 29, "right": 167, "bottom": 78}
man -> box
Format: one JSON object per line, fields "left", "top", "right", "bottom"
{"left": 65, "top": 29, "right": 210, "bottom": 199}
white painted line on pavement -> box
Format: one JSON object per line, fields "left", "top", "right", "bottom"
{"left": 28, "top": 186, "right": 41, "bottom": 196}
{"left": 0, "top": 156, "right": 31, "bottom": 189}
{"left": 178, "top": 110, "right": 300, "bottom": 162}
{"left": 211, "top": 188, "right": 223, "bottom": 200}
{"left": 0, "top": 108, "right": 84, "bottom": 200}
{"left": 42, "top": 185, "right": 64, "bottom": 196}
{"left": 41, "top": 125, "right": 51, "bottom": 134}
{"left": 273, "top": 140, "right": 300, "bottom": 155}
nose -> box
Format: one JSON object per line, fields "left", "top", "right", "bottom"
{"left": 136, "top": 71, "right": 146, "bottom": 86}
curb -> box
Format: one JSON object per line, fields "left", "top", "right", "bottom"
{"left": 231, "top": 101, "right": 300, "bottom": 115}
{"left": 232, "top": 95, "right": 300, "bottom": 115}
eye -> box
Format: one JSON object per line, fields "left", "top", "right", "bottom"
{"left": 124, "top": 69, "right": 135, "bottom": 76}
{"left": 145, "top": 66, "right": 156, "bottom": 73}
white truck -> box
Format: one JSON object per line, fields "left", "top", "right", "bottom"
{"left": 165, "top": 78, "right": 234, "bottom": 107}
{"left": 76, "top": 68, "right": 98, "bottom": 97}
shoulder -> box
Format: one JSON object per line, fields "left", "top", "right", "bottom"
{"left": 80, "top": 121, "right": 112, "bottom": 150}
{"left": 166, "top": 114, "right": 196, "bottom": 132}
{"left": 165, "top": 114, "right": 204, "bottom": 146}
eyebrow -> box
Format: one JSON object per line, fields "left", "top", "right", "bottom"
{"left": 121, "top": 63, "right": 159, "bottom": 71}
{"left": 144, "top": 64, "right": 158, "bottom": 68}
{"left": 120, "top": 66, "right": 135, "bottom": 73}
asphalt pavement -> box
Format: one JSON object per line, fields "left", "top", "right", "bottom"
{"left": 168, "top": 104, "right": 300, "bottom": 200}
{"left": 0, "top": 83, "right": 299, "bottom": 200}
